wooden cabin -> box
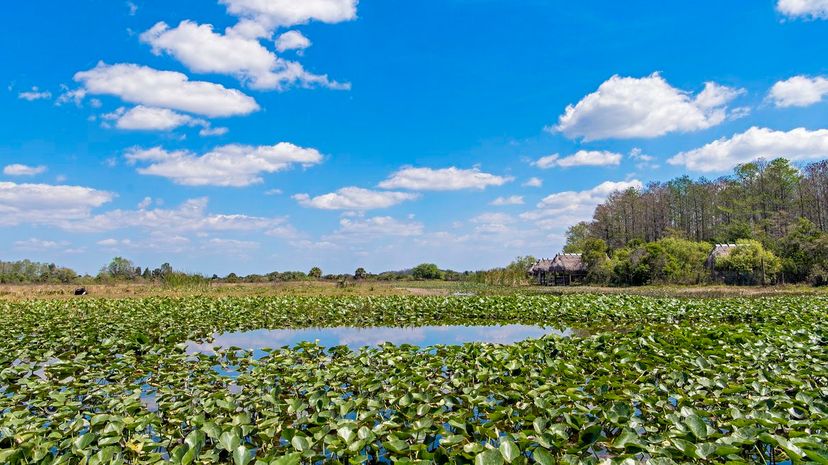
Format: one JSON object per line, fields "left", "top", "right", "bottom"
{"left": 530, "top": 253, "right": 587, "bottom": 286}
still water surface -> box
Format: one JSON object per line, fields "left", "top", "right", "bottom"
{"left": 188, "top": 324, "right": 571, "bottom": 352}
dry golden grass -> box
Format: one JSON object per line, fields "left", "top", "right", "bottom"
{"left": 0, "top": 280, "right": 823, "bottom": 301}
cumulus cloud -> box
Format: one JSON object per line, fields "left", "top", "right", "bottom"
{"left": 0, "top": 181, "right": 114, "bottom": 227}
{"left": 220, "top": 0, "right": 358, "bottom": 32}
{"left": 777, "top": 0, "right": 828, "bottom": 19}
{"left": 204, "top": 238, "right": 260, "bottom": 250}
{"left": 470, "top": 212, "right": 517, "bottom": 234}
{"left": 140, "top": 21, "right": 346, "bottom": 91}
{"left": 199, "top": 126, "right": 229, "bottom": 136}
{"left": 102, "top": 106, "right": 200, "bottom": 130}
{"left": 276, "top": 30, "right": 312, "bottom": 52}
{"left": 668, "top": 126, "right": 828, "bottom": 172}
{"left": 523, "top": 177, "right": 543, "bottom": 187}
{"left": 13, "top": 238, "right": 68, "bottom": 251}
{"left": 55, "top": 86, "right": 87, "bottom": 106}
{"left": 490, "top": 195, "right": 524, "bottom": 206}
{"left": 100, "top": 106, "right": 227, "bottom": 135}
{"left": 520, "top": 180, "right": 642, "bottom": 226}
{"left": 768, "top": 75, "right": 828, "bottom": 107}
{"left": 378, "top": 167, "right": 512, "bottom": 191}
{"left": 125, "top": 142, "right": 323, "bottom": 186}
{"left": 330, "top": 216, "right": 424, "bottom": 240}
{"left": 293, "top": 187, "right": 419, "bottom": 210}
{"left": 65, "top": 197, "right": 292, "bottom": 234}
{"left": 18, "top": 87, "right": 51, "bottom": 101}
{"left": 532, "top": 150, "right": 623, "bottom": 169}
{"left": 553, "top": 73, "right": 744, "bottom": 141}
{"left": 4, "top": 164, "right": 47, "bottom": 176}
{"left": 74, "top": 62, "right": 260, "bottom": 117}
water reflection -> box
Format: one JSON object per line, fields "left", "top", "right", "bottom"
{"left": 188, "top": 324, "right": 571, "bottom": 353}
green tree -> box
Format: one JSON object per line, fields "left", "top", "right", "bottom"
{"left": 581, "top": 239, "right": 610, "bottom": 284}
{"left": 563, "top": 222, "right": 591, "bottom": 253}
{"left": 308, "top": 267, "right": 322, "bottom": 279}
{"left": 102, "top": 257, "right": 138, "bottom": 280}
{"left": 354, "top": 267, "right": 368, "bottom": 280}
{"left": 716, "top": 239, "right": 782, "bottom": 284}
{"left": 412, "top": 263, "right": 443, "bottom": 280}
{"left": 778, "top": 218, "right": 828, "bottom": 282}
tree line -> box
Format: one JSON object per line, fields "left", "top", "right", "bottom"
{"left": 564, "top": 157, "right": 828, "bottom": 285}
{"left": 0, "top": 257, "right": 478, "bottom": 286}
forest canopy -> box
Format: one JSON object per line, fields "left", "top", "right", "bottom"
{"left": 563, "top": 158, "right": 828, "bottom": 285}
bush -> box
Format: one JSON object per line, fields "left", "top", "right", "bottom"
{"left": 412, "top": 263, "right": 443, "bottom": 280}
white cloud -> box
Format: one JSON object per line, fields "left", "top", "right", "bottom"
{"left": 101, "top": 106, "right": 227, "bottom": 136}
{"left": 331, "top": 216, "right": 424, "bottom": 240}
{"left": 220, "top": 0, "right": 358, "bottom": 31}
{"left": 378, "top": 166, "right": 512, "bottom": 191}
{"left": 13, "top": 238, "right": 68, "bottom": 251}
{"left": 0, "top": 182, "right": 114, "bottom": 227}
{"left": 520, "top": 180, "right": 642, "bottom": 227}
{"left": 470, "top": 212, "right": 517, "bottom": 234}
{"left": 103, "top": 106, "right": 202, "bottom": 131}
{"left": 768, "top": 75, "right": 828, "bottom": 107}
{"left": 668, "top": 126, "right": 828, "bottom": 172}
{"left": 65, "top": 197, "right": 291, "bottom": 234}
{"left": 4, "top": 164, "right": 47, "bottom": 176}
{"left": 140, "top": 21, "right": 347, "bottom": 91}
{"left": 629, "top": 148, "right": 660, "bottom": 170}
{"left": 125, "top": 142, "right": 323, "bottom": 186}
{"left": 56, "top": 86, "right": 87, "bottom": 106}
{"left": 554, "top": 73, "right": 744, "bottom": 140}
{"left": 18, "top": 87, "right": 51, "bottom": 101}
{"left": 523, "top": 177, "right": 543, "bottom": 187}
{"left": 777, "top": 0, "right": 828, "bottom": 19}
{"left": 490, "top": 195, "right": 524, "bottom": 206}
{"left": 205, "top": 238, "right": 260, "bottom": 250}
{"left": 127, "top": 1, "right": 138, "bottom": 15}
{"left": 199, "top": 126, "right": 229, "bottom": 136}
{"left": 533, "top": 150, "right": 622, "bottom": 169}
{"left": 74, "top": 62, "right": 260, "bottom": 117}
{"left": 276, "top": 30, "right": 312, "bottom": 52}
{"left": 293, "top": 187, "right": 419, "bottom": 210}
{"left": 97, "top": 233, "right": 192, "bottom": 253}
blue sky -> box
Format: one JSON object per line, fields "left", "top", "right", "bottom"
{"left": 2, "top": 0, "right": 828, "bottom": 275}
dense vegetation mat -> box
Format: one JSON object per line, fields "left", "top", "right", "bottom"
{"left": 1, "top": 295, "right": 827, "bottom": 464}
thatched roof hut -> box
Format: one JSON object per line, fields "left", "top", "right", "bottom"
{"left": 550, "top": 253, "right": 586, "bottom": 273}
{"left": 530, "top": 253, "right": 587, "bottom": 285}
{"left": 528, "top": 258, "right": 554, "bottom": 274}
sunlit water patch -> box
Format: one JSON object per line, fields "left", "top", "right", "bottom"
{"left": 187, "top": 324, "right": 571, "bottom": 353}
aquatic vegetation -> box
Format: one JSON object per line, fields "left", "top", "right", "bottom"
{"left": 1, "top": 294, "right": 827, "bottom": 464}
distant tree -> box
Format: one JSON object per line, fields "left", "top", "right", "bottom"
{"left": 354, "top": 267, "right": 368, "bottom": 280}
{"left": 159, "top": 262, "right": 173, "bottom": 277}
{"left": 563, "top": 222, "right": 591, "bottom": 253}
{"left": 308, "top": 267, "right": 322, "bottom": 279}
{"left": 412, "top": 263, "right": 443, "bottom": 280}
{"left": 225, "top": 272, "right": 239, "bottom": 283}
{"left": 581, "top": 239, "right": 611, "bottom": 284}
{"left": 102, "top": 257, "right": 138, "bottom": 280}
{"left": 778, "top": 218, "right": 828, "bottom": 282}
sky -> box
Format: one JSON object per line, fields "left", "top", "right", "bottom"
{"left": 2, "top": 0, "right": 828, "bottom": 275}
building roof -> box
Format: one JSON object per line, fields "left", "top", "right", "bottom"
{"left": 707, "top": 243, "right": 740, "bottom": 267}
{"left": 550, "top": 253, "right": 587, "bottom": 273}
{"left": 710, "top": 243, "right": 739, "bottom": 257}
{"left": 528, "top": 258, "right": 554, "bottom": 273}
